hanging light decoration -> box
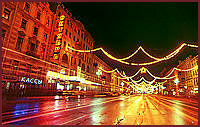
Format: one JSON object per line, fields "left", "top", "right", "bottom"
{"left": 67, "top": 43, "right": 198, "bottom": 66}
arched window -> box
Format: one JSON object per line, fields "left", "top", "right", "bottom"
{"left": 78, "top": 59, "right": 81, "bottom": 66}
{"left": 82, "top": 63, "right": 85, "bottom": 71}
{"left": 87, "top": 66, "right": 89, "bottom": 73}
{"left": 62, "top": 54, "right": 68, "bottom": 64}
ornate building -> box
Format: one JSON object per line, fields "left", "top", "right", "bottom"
{"left": 176, "top": 55, "right": 198, "bottom": 97}
{"left": 2, "top": 2, "right": 122, "bottom": 97}
{"left": 161, "top": 55, "right": 198, "bottom": 97}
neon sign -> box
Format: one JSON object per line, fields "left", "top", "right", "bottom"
{"left": 53, "top": 15, "right": 65, "bottom": 60}
{"left": 20, "top": 77, "right": 42, "bottom": 85}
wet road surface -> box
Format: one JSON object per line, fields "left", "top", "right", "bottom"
{"left": 2, "top": 94, "right": 198, "bottom": 125}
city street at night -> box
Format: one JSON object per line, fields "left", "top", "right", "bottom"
{"left": 2, "top": 2, "right": 198, "bottom": 126}
{"left": 2, "top": 95, "right": 198, "bottom": 125}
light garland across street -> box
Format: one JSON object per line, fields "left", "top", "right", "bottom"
{"left": 67, "top": 43, "right": 198, "bottom": 66}
{"left": 98, "top": 65, "right": 198, "bottom": 81}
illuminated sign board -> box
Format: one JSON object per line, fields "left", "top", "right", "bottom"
{"left": 47, "top": 71, "right": 101, "bottom": 85}
{"left": 20, "top": 77, "right": 42, "bottom": 85}
{"left": 53, "top": 15, "right": 65, "bottom": 60}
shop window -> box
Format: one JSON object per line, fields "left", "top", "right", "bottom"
{"left": 16, "top": 36, "right": 24, "bottom": 51}
{"left": 36, "top": 11, "right": 41, "bottom": 20}
{"left": 33, "top": 27, "right": 38, "bottom": 36}
{"left": 2, "top": 8, "right": 11, "bottom": 20}
{"left": 24, "top": 2, "right": 30, "bottom": 12}
{"left": 2, "top": 29, "right": 6, "bottom": 41}
{"left": 21, "top": 18, "right": 27, "bottom": 30}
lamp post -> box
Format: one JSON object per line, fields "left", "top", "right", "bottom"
{"left": 174, "top": 78, "right": 180, "bottom": 96}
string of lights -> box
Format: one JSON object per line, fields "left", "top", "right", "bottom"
{"left": 99, "top": 65, "right": 197, "bottom": 82}
{"left": 67, "top": 43, "right": 198, "bottom": 66}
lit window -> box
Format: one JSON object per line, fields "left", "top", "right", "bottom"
{"left": 2, "top": 29, "right": 6, "bottom": 41}
{"left": 37, "top": 11, "right": 41, "bottom": 20}
{"left": 78, "top": 59, "right": 81, "bottom": 66}
{"left": 69, "top": 32, "right": 71, "bottom": 38}
{"left": 44, "top": 33, "right": 48, "bottom": 41}
{"left": 21, "top": 19, "right": 27, "bottom": 30}
{"left": 54, "top": 35, "right": 57, "bottom": 41}
{"left": 56, "top": 22, "right": 59, "bottom": 28}
{"left": 33, "top": 27, "right": 38, "bottom": 36}
{"left": 16, "top": 36, "right": 24, "bottom": 51}
{"left": 47, "top": 18, "right": 49, "bottom": 26}
{"left": 74, "top": 58, "right": 76, "bottom": 65}
{"left": 71, "top": 57, "right": 73, "bottom": 66}
{"left": 30, "top": 43, "right": 36, "bottom": 51}
{"left": 58, "top": 12, "right": 61, "bottom": 17}
{"left": 24, "top": 2, "right": 30, "bottom": 12}
{"left": 65, "top": 29, "right": 67, "bottom": 36}
{"left": 2, "top": 8, "right": 11, "bottom": 20}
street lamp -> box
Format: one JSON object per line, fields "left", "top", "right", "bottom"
{"left": 174, "top": 78, "right": 180, "bottom": 85}
{"left": 174, "top": 78, "right": 180, "bottom": 96}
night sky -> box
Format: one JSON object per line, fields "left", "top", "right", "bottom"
{"left": 63, "top": 2, "right": 198, "bottom": 77}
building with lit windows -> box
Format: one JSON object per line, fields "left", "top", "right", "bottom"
{"left": 2, "top": 2, "right": 55, "bottom": 97}
{"left": 2, "top": 2, "right": 120, "bottom": 97}
{"left": 46, "top": 4, "right": 115, "bottom": 95}
{"left": 161, "top": 55, "right": 198, "bottom": 97}
{"left": 176, "top": 55, "right": 198, "bottom": 97}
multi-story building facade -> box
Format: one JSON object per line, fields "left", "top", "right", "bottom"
{"left": 2, "top": 2, "right": 55, "bottom": 97}
{"left": 176, "top": 55, "right": 198, "bottom": 97}
{"left": 160, "top": 55, "right": 198, "bottom": 97}
{"left": 2, "top": 2, "right": 122, "bottom": 97}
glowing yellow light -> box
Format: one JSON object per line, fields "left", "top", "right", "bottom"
{"left": 66, "top": 43, "right": 197, "bottom": 66}
{"left": 140, "top": 67, "right": 147, "bottom": 74}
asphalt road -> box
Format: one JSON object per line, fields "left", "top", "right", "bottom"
{"left": 2, "top": 94, "right": 198, "bottom": 125}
